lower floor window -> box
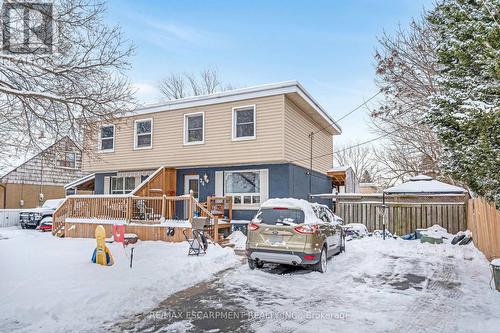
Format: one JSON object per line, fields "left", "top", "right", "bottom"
{"left": 224, "top": 170, "right": 264, "bottom": 206}
{"left": 111, "top": 176, "right": 136, "bottom": 194}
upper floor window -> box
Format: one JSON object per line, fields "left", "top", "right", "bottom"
{"left": 184, "top": 112, "right": 204, "bottom": 144}
{"left": 134, "top": 118, "right": 152, "bottom": 149}
{"left": 100, "top": 125, "right": 115, "bottom": 152}
{"left": 56, "top": 152, "right": 76, "bottom": 169}
{"left": 232, "top": 105, "right": 256, "bottom": 140}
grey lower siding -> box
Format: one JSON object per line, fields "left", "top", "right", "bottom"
{"left": 94, "top": 172, "right": 117, "bottom": 194}
{"left": 93, "top": 163, "right": 332, "bottom": 220}
{"left": 176, "top": 163, "right": 332, "bottom": 220}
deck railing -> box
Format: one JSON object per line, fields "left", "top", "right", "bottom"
{"left": 192, "top": 197, "right": 219, "bottom": 242}
{"left": 51, "top": 193, "right": 221, "bottom": 240}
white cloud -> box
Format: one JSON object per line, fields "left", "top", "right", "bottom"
{"left": 132, "top": 82, "right": 162, "bottom": 104}
{"left": 124, "top": 13, "right": 217, "bottom": 51}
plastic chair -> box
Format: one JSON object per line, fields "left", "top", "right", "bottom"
{"left": 183, "top": 229, "right": 208, "bottom": 256}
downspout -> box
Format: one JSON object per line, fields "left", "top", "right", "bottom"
{"left": 308, "top": 132, "right": 314, "bottom": 201}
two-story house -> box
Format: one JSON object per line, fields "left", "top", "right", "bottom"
{"left": 77, "top": 81, "right": 341, "bottom": 220}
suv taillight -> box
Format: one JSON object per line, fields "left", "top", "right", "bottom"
{"left": 294, "top": 224, "right": 318, "bottom": 234}
{"left": 248, "top": 223, "right": 260, "bottom": 231}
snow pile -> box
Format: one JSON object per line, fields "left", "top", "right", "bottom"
{"left": 421, "top": 224, "right": 452, "bottom": 240}
{"left": 227, "top": 231, "right": 247, "bottom": 250}
{"left": 373, "top": 229, "right": 393, "bottom": 238}
{"left": 0, "top": 227, "right": 240, "bottom": 332}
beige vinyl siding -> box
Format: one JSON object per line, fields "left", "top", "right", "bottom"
{"left": 284, "top": 96, "right": 333, "bottom": 174}
{"left": 84, "top": 95, "right": 285, "bottom": 172}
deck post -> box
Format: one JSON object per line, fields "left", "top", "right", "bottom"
{"left": 226, "top": 196, "right": 232, "bottom": 221}
{"left": 188, "top": 190, "right": 194, "bottom": 224}
{"left": 126, "top": 196, "right": 133, "bottom": 222}
{"left": 214, "top": 217, "right": 219, "bottom": 242}
{"left": 161, "top": 195, "right": 166, "bottom": 220}
{"left": 207, "top": 196, "right": 212, "bottom": 213}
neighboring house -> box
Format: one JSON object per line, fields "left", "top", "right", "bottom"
{"left": 0, "top": 137, "right": 86, "bottom": 208}
{"left": 79, "top": 81, "right": 342, "bottom": 220}
{"left": 328, "top": 166, "right": 358, "bottom": 194}
{"left": 359, "top": 182, "right": 380, "bottom": 194}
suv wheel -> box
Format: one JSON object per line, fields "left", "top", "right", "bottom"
{"left": 313, "top": 247, "right": 327, "bottom": 273}
{"left": 248, "top": 259, "right": 263, "bottom": 270}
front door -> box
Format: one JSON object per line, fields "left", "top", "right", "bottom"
{"left": 184, "top": 175, "right": 199, "bottom": 218}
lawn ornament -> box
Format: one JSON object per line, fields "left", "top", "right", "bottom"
{"left": 113, "top": 224, "right": 125, "bottom": 243}
{"left": 91, "top": 225, "right": 114, "bottom": 266}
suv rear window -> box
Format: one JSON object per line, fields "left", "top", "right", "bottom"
{"left": 254, "top": 208, "right": 305, "bottom": 225}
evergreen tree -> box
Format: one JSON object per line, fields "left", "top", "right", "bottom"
{"left": 427, "top": 0, "right": 500, "bottom": 205}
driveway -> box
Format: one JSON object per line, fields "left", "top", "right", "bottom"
{"left": 110, "top": 238, "right": 500, "bottom": 333}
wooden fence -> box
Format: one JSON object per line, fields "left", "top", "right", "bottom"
{"left": 467, "top": 198, "right": 500, "bottom": 260}
{"left": 336, "top": 194, "right": 467, "bottom": 235}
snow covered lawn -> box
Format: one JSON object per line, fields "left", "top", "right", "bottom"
{"left": 0, "top": 227, "right": 240, "bottom": 332}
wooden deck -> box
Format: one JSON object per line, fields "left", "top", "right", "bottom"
{"left": 53, "top": 193, "right": 229, "bottom": 242}
{"left": 53, "top": 167, "right": 235, "bottom": 243}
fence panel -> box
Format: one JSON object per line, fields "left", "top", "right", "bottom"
{"left": 0, "top": 209, "right": 22, "bottom": 227}
{"left": 337, "top": 199, "right": 467, "bottom": 236}
{"left": 467, "top": 198, "right": 500, "bottom": 260}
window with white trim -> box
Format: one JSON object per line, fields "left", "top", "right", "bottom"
{"left": 134, "top": 119, "right": 152, "bottom": 149}
{"left": 184, "top": 112, "right": 204, "bottom": 144}
{"left": 110, "top": 176, "right": 136, "bottom": 194}
{"left": 233, "top": 106, "right": 255, "bottom": 140}
{"left": 56, "top": 152, "right": 76, "bottom": 169}
{"left": 224, "top": 170, "right": 261, "bottom": 205}
{"left": 100, "top": 125, "right": 114, "bottom": 151}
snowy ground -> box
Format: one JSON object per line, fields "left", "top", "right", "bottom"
{"left": 0, "top": 227, "right": 240, "bottom": 333}
{"left": 116, "top": 236, "right": 500, "bottom": 333}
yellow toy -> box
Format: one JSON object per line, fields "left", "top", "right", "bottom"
{"left": 91, "top": 225, "right": 114, "bottom": 266}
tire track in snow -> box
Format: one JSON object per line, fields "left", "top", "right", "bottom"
{"left": 392, "top": 260, "right": 463, "bottom": 333}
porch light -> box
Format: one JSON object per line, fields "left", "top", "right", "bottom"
{"left": 199, "top": 173, "right": 210, "bottom": 186}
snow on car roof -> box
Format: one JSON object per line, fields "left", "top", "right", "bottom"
{"left": 42, "top": 199, "right": 65, "bottom": 209}
{"left": 260, "top": 198, "right": 323, "bottom": 225}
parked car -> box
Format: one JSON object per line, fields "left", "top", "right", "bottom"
{"left": 246, "top": 198, "right": 345, "bottom": 273}
{"left": 19, "top": 199, "right": 65, "bottom": 230}
{"left": 342, "top": 223, "right": 369, "bottom": 241}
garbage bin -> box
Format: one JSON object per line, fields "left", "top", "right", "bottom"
{"left": 492, "top": 259, "right": 500, "bottom": 292}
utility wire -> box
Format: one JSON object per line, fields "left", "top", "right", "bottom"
{"left": 312, "top": 90, "right": 382, "bottom": 135}
{"left": 335, "top": 90, "right": 382, "bottom": 122}
{"left": 292, "top": 130, "right": 396, "bottom": 165}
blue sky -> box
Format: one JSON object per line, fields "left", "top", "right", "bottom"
{"left": 106, "top": 0, "right": 432, "bottom": 145}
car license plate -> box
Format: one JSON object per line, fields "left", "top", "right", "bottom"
{"left": 268, "top": 234, "right": 283, "bottom": 245}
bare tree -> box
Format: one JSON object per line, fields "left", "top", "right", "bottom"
{"left": 371, "top": 18, "right": 450, "bottom": 184}
{"left": 159, "top": 68, "right": 233, "bottom": 100}
{"left": 334, "top": 142, "right": 380, "bottom": 184}
{"left": 0, "top": 0, "right": 135, "bottom": 172}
